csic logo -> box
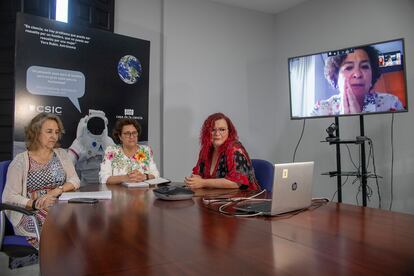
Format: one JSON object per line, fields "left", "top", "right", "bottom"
{"left": 29, "top": 104, "right": 63, "bottom": 114}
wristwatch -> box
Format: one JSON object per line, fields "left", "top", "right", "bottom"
{"left": 31, "top": 199, "right": 37, "bottom": 210}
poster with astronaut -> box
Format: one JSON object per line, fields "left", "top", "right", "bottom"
{"left": 13, "top": 13, "right": 150, "bottom": 185}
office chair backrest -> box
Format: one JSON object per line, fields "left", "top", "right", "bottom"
{"left": 0, "top": 160, "right": 12, "bottom": 201}
{"left": 0, "top": 160, "right": 14, "bottom": 234}
{"left": 251, "top": 159, "right": 274, "bottom": 192}
{"left": 1, "top": 160, "right": 39, "bottom": 269}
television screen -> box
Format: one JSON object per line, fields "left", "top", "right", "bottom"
{"left": 288, "top": 38, "right": 408, "bottom": 119}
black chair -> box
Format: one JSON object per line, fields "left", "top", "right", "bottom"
{"left": 251, "top": 159, "right": 274, "bottom": 192}
{"left": 0, "top": 160, "right": 39, "bottom": 269}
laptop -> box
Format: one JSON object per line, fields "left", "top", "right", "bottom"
{"left": 235, "top": 161, "right": 314, "bottom": 216}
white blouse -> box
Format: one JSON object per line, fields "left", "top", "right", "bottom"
{"left": 99, "top": 144, "right": 160, "bottom": 184}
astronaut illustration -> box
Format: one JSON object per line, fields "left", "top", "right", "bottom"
{"left": 68, "top": 109, "right": 114, "bottom": 185}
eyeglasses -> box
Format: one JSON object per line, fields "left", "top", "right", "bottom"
{"left": 122, "top": 131, "right": 138, "bottom": 138}
{"left": 211, "top": 128, "right": 228, "bottom": 134}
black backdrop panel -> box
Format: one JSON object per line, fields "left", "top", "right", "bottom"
{"left": 14, "top": 13, "right": 150, "bottom": 149}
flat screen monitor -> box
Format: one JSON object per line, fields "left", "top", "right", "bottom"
{"left": 288, "top": 38, "right": 408, "bottom": 119}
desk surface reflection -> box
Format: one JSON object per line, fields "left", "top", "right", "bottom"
{"left": 40, "top": 184, "right": 414, "bottom": 275}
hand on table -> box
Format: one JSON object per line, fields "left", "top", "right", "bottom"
{"left": 35, "top": 194, "right": 57, "bottom": 210}
{"left": 126, "top": 169, "right": 146, "bottom": 182}
{"left": 184, "top": 174, "right": 205, "bottom": 189}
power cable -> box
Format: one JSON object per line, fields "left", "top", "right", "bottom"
{"left": 389, "top": 114, "right": 395, "bottom": 211}
{"left": 292, "top": 119, "right": 306, "bottom": 162}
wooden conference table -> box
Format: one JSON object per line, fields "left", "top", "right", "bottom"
{"left": 40, "top": 184, "right": 414, "bottom": 275}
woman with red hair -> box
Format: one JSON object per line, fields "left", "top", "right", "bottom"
{"left": 185, "top": 113, "right": 259, "bottom": 190}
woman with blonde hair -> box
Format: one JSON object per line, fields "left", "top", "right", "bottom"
{"left": 2, "top": 112, "right": 80, "bottom": 249}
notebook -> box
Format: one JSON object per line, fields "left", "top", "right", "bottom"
{"left": 122, "top": 177, "right": 171, "bottom": 188}
{"left": 235, "top": 161, "right": 314, "bottom": 216}
{"left": 59, "top": 190, "right": 112, "bottom": 201}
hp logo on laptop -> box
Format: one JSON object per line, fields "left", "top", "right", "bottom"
{"left": 291, "top": 182, "right": 298, "bottom": 191}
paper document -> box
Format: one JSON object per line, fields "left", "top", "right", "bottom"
{"left": 122, "top": 177, "right": 171, "bottom": 188}
{"left": 59, "top": 190, "right": 112, "bottom": 201}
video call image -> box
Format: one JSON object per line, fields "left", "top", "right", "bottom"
{"left": 288, "top": 39, "right": 407, "bottom": 119}
{"left": 379, "top": 51, "right": 402, "bottom": 67}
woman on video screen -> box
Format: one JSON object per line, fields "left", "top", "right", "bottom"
{"left": 311, "top": 46, "right": 404, "bottom": 116}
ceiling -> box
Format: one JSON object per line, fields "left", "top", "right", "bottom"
{"left": 207, "top": 0, "right": 310, "bottom": 14}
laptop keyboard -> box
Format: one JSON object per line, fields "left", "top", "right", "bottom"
{"left": 235, "top": 201, "right": 271, "bottom": 213}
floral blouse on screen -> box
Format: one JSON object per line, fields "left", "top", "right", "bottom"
{"left": 99, "top": 144, "right": 160, "bottom": 184}
{"left": 311, "top": 91, "right": 404, "bottom": 116}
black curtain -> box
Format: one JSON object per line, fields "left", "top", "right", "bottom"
{"left": 0, "top": 0, "right": 114, "bottom": 160}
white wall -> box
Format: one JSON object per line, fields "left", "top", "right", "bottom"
{"left": 115, "top": 0, "right": 414, "bottom": 214}
{"left": 272, "top": 0, "right": 414, "bottom": 213}
{"left": 163, "top": 0, "right": 277, "bottom": 180}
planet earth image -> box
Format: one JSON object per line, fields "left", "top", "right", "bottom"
{"left": 117, "top": 55, "right": 142, "bottom": 84}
